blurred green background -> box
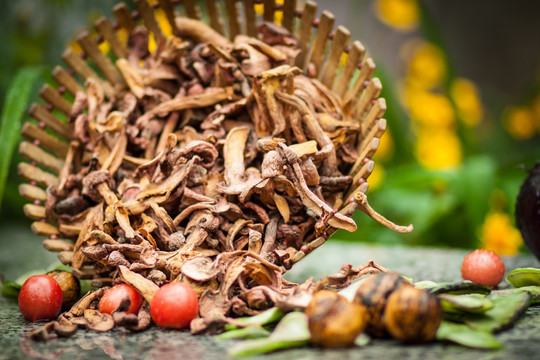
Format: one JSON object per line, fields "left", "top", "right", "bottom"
{"left": 0, "top": 0, "right": 539, "bottom": 268}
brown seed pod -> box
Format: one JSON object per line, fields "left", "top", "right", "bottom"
{"left": 305, "top": 289, "right": 367, "bottom": 348}
{"left": 353, "top": 272, "right": 411, "bottom": 338}
{"left": 47, "top": 270, "right": 81, "bottom": 309}
{"left": 383, "top": 286, "right": 442, "bottom": 343}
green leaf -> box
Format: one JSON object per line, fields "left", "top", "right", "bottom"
{"left": 506, "top": 268, "right": 540, "bottom": 288}
{"left": 464, "top": 292, "right": 530, "bottom": 333}
{"left": 436, "top": 321, "right": 502, "bottom": 349}
{"left": 440, "top": 293, "right": 494, "bottom": 314}
{"left": 224, "top": 307, "right": 285, "bottom": 330}
{"left": 0, "top": 67, "right": 41, "bottom": 208}
{"left": 217, "top": 326, "right": 271, "bottom": 340}
{"left": 493, "top": 287, "right": 540, "bottom": 306}
{"left": 427, "top": 281, "right": 492, "bottom": 295}
{"left": 228, "top": 312, "right": 310, "bottom": 357}
{"left": 0, "top": 280, "right": 22, "bottom": 298}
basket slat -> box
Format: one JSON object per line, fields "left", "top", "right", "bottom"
{"left": 28, "top": 104, "right": 71, "bottom": 140}
{"left": 23, "top": 204, "right": 46, "bottom": 221}
{"left": 355, "top": 78, "right": 383, "bottom": 124}
{"left": 294, "top": 1, "right": 317, "bottom": 69}
{"left": 21, "top": 123, "right": 69, "bottom": 158}
{"left": 31, "top": 222, "right": 60, "bottom": 237}
{"left": 205, "top": 0, "right": 225, "bottom": 34}
{"left": 62, "top": 48, "right": 101, "bottom": 82}
{"left": 334, "top": 41, "right": 365, "bottom": 98}
{"left": 350, "top": 138, "right": 380, "bottom": 177}
{"left": 42, "top": 239, "right": 74, "bottom": 252}
{"left": 243, "top": 0, "right": 257, "bottom": 37}
{"left": 52, "top": 66, "right": 84, "bottom": 96}
{"left": 59, "top": 224, "right": 82, "bottom": 237}
{"left": 263, "top": 0, "right": 275, "bottom": 22}
{"left": 58, "top": 251, "right": 74, "bottom": 265}
{"left": 19, "top": 141, "right": 64, "bottom": 174}
{"left": 320, "top": 25, "right": 350, "bottom": 89}
{"left": 360, "top": 97, "right": 386, "bottom": 136}
{"left": 282, "top": 0, "right": 296, "bottom": 32}
{"left": 349, "top": 159, "right": 375, "bottom": 192}
{"left": 182, "top": 0, "right": 201, "bottom": 19}
{"left": 307, "top": 10, "right": 335, "bottom": 77}
{"left": 113, "top": 3, "right": 136, "bottom": 32}
{"left": 18, "top": 162, "right": 59, "bottom": 188}
{"left": 95, "top": 16, "right": 129, "bottom": 59}
{"left": 77, "top": 31, "right": 125, "bottom": 86}
{"left": 158, "top": 0, "right": 178, "bottom": 32}
{"left": 224, "top": 0, "right": 241, "bottom": 39}
{"left": 18, "top": 184, "right": 48, "bottom": 203}
{"left": 38, "top": 84, "right": 72, "bottom": 115}
{"left": 345, "top": 57, "right": 376, "bottom": 106}
{"left": 134, "top": 0, "right": 166, "bottom": 44}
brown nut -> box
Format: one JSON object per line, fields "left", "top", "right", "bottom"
{"left": 47, "top": 270, "right": 81, "bottom": 309}
{"left": 383, "top": 286, "right": 442, "bottom": 343}
{"left": 353, "top": 272, "right": 411, "bottom": 338}
{"left": 305, "top": 289, "right": 367, "bottom": 348}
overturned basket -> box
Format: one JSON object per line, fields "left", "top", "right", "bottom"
{"left": 18, "top": 0, "right": 410, "bottom": 293}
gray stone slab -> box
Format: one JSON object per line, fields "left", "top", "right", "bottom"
{"left": 2, "top": 225, "right": 540, "bottom": 359}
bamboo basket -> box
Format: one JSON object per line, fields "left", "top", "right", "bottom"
{"left": 18, "top": 0, "right": 391, "bottom": 279}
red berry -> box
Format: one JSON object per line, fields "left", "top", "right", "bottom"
{"left": 461, "top": 249, "right": 506, "bottom": 287}
{"left": 150, "top": 282, "right": 198, "bottom": 329}
{"left": 99, "top": 284, "right": 143, "bottom": 315}
{"left": 18, "top": 275, "right": 63, "bottom": 321}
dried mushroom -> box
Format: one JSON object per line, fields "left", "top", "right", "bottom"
{"left": 30, "top": 9, "right": 411, "bottom": 338}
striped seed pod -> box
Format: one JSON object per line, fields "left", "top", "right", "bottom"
{"left": 353, "top": 272, "right": 411, "bottom": 338}
{"left": 383, "top": 286, "right": 442, "bottom": 343}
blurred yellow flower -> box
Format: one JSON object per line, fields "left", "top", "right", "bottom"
{"left": 374, "top": 128, "right": 394, "bottom": 161}
{"left": 148, "top": 8, "right": 174, "bottom": 53}
{"left": 374, "top": 0, "right": 419, "bottom": 32}
{"left": 255, "top": 0, "right": 284, "bottom": 25}
{"left": 407, "top": 42, "right": 446, "bottom": 89}
{"left": 368, "top": 163, "right": 385, "bottom": 190}
{"left": 407, "top": 90, "right": 455, "bottom": 128}
{"left": 450, "top": 78, "right": 483, "bottom": 127}
{"left": 481, "top": 212, "right": 522, "bottom": 255}
{"left": 415, "top": 128, "right": 462, "bottom": 169}
{"left": 504, "top": 106, "right": 536, "bottom": 140}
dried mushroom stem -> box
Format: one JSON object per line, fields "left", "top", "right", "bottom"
{"left": 352, "top": 192, "right": 413, "bottom": 233}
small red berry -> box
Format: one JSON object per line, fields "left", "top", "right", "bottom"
{"left": 461, "top": 249, "right": 506, "bottom": 287}
{"left": 150, "top": 282, "right": 198, "bottom": 329}
{"left": 99, "top": 284, "right": 143, "bottom": 315}
{"left": 18, "top": 275, "right": 63, "bottom": 321}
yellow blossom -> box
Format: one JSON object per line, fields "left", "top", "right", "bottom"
{"left": 374, "top": 129, "right": 394, "bottom": 161}
{"left": 255, "top": 0, "right": 284, "bottom": 24}
{"left": 406, "top": 42, "right": 446, "bottom": 90}
{"left": 504, "top": 106, "right": 536, "bottom": 140}
{"left": 415, "top": 128, "right": 461, "bottom": 169}
{"left": 374, "top": 0, "right": 419, "bottom": 32}
{"left": 407, "top": 90, "right": 455, "bottom": 128}
{"left": 481, "top": 212, "right": 522, "bottom": 255}
{"left": 368, "top": 163, "right": 385, "bottom": 190}
{"left": 450, "top": 78, "right": 483, "bottom": 127}
{"left": 148, "top": 8, "right": 174, "bottom": 53}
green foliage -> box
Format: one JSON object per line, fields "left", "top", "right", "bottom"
{"left": 0, "top": 67, "right": 41, "bottom": 209}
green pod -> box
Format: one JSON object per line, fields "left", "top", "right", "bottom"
{"left": 506, "top": 267, "right": 540, "bottom": 288}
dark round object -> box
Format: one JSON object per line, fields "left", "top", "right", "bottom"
{"left": 516, "top": 161, "right": 540, "bottom": 260}
{"left": 353, "top": 272, "right": 411, "bottom": 338}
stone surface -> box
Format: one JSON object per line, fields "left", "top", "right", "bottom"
{"left": 1, "top": 225, "right": 540, "bottom": 359}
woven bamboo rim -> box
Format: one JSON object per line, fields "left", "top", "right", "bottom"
{"left": 18, "top": 0, "right": 387, "bottom": 276}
